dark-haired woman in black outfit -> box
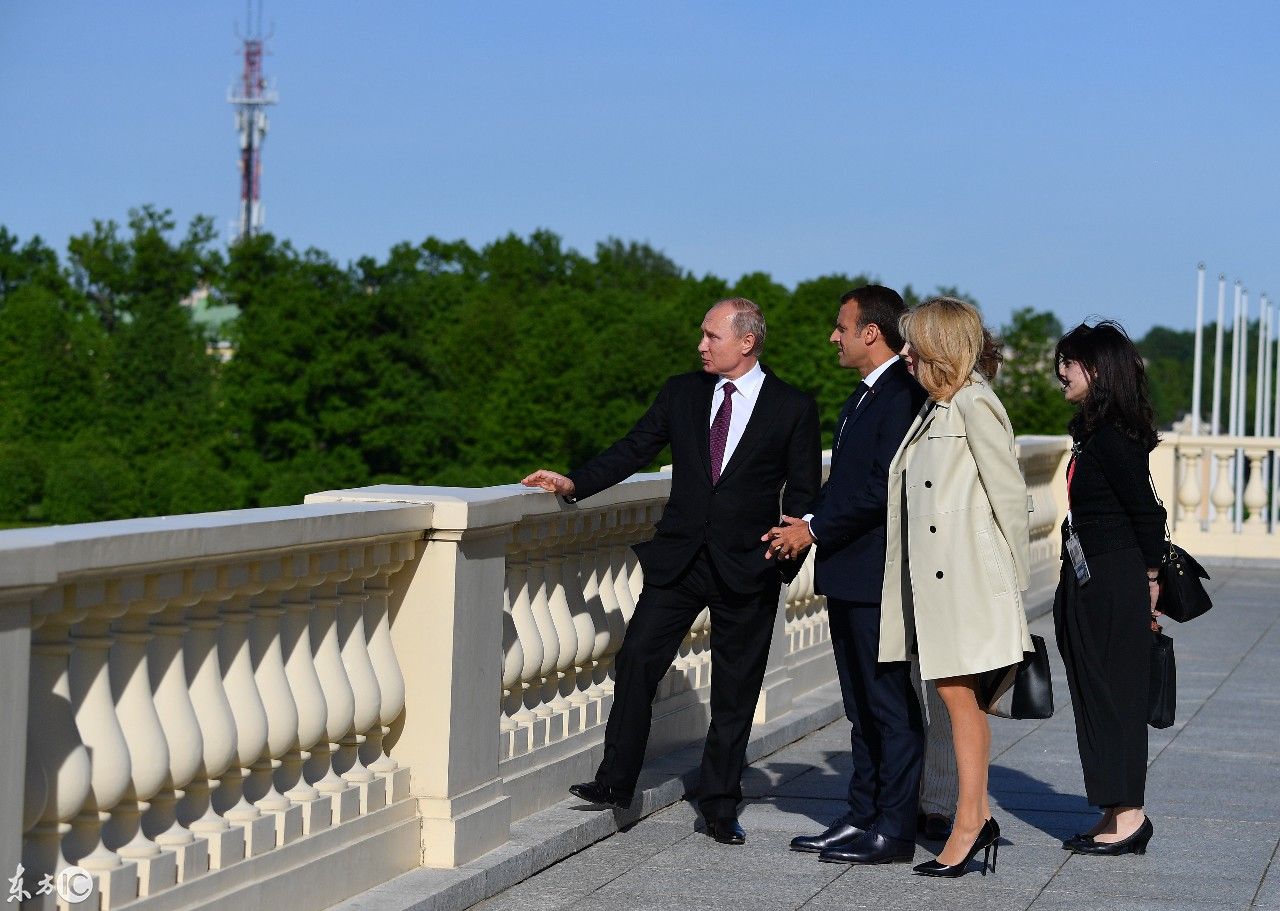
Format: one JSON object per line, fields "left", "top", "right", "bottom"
{"left": 1053, "top": 321, "right": 1166, "bottom": 856}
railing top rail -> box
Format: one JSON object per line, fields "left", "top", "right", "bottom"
{"left": 1162, "top": 433, "right": 1280, "bottom": 449}
{"left": 0, "top": 501, "right": 433, "bottom": 591}
{"left": 306, "top": 472, "right": 674, "bottom": 531}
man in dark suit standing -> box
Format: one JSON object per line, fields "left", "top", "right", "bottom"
{"left": 764, "top": 285, "right": 929, "bottom": 864}
{"left": 522, "top": 297, "right": 820, "bottom": 844}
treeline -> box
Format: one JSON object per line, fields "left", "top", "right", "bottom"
{"left": 0, "top": 208, "right": 1223, "bottom": 526}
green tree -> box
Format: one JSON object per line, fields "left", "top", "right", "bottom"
{"left": 996, "top": 308, "right": 1075, "bottom": 435}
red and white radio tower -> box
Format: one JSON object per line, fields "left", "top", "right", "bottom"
{"left": 229, "top": 1, "right": 278, "bottom": 242}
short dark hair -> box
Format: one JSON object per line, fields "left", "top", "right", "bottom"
{"left": 840, "top": 284, "right": 906, "bottom": 352}
{"left": 1055, "top": 320, "right": 1159, "bottom": 451}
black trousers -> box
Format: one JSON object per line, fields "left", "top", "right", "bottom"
{"left": 595, "top": 548, "right": 779, "bottom": 819}
{"left": 1053, "top": 547, "right": 1150, "bottom": 808}
{"left": 827, "top": 599, "right": 924, "bottom": 842}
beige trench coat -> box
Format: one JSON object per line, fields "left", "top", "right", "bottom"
{"left": 879, "top": 374, "right": 1033, "bottom": 680}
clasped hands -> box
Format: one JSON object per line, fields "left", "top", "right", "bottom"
{"left": 762, "top": 515, "right": 813, "bottom": 561}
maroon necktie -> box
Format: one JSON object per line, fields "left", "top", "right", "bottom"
{"left": 709, "top": 381, "right": 736, "bottom": 484}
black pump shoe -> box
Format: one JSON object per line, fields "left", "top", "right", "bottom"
{"left": 1070, "top": 817, "right": 1153, "bottom": 856}
{"left": 913, "top": 818, "right": 1001, "bottom": 878}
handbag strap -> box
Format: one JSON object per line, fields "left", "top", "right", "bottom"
{"left": 1146, "top": 472, "right": 1179, "bottom": 561}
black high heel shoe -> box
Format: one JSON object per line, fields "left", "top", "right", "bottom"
{"left": 1070, "top": 817, "right": 1153, "bottom": 856}
{"left": 912, "top": 818, "right": 1001, "bottom": 878}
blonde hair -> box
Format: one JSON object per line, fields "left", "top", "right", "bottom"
{"left": 899, "top": 297, "right": 985, "bottom": 401}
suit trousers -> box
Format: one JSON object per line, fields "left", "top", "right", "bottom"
{"left": 1053, "top": 547, "right": 1150, "bottom": 808}
{"left": 912, "top": 661, "right": 958, "bottom": 818}
{"left": 827, "top": 599, "right": 925, "bottom": 842}
{"left": 595, "top": 548, "right": 780, "bottom": 819}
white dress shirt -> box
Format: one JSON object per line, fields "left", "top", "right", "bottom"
{"left": 805, "top": 355, "right": 901, "bottom": 539}
{"left": 710, "top": 362, "right": 766, "bottom": 475}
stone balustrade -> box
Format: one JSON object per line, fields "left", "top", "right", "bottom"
{"left": 1158, "top": 434, "right": 1280, "bottom": 556}
{"left": 7, "top": 434, "right": 1265, "bottom": 911}
{"left": 1, "top": 505, "right": 427, "bottom": 911}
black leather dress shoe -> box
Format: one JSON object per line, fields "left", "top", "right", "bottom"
{"left": 568, "top": 780, "right": 632, "bottom": 809}
{"left": 706, "top": 817, "right": 746, "bottom": 845}
{"left": 819, "top": 831, "right": 915, "bottom": 864}
{"left": 790, "top": 821, "right": 867, "bottom": 853}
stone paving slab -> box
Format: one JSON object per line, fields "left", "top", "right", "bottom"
{"left": 462, "top": 564, "right": 1280, "bottom": 911}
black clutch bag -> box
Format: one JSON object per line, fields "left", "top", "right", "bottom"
{"left": 1157, "top": 543, "right": 1213, "bottom": 623}
{"left": 978, "top": 634, "right": 1055, "bottom": 720}
{"left": 1148, "top": 627, "right": 1176, "bottom": 729}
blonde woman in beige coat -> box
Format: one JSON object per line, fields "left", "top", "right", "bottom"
{"left": 880, "top": 297, "right": 1033, "bottom": 879}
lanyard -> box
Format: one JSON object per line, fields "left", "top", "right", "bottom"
{"left": 1065, "top": 444, "right": 1083, "bottom": 527}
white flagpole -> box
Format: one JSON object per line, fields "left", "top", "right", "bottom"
{"left": 1255, "top": 295, "right": 1267, "bottom": 437}
{"left": 1192, "top": 263, "right": 1206, "bottom": 434}
{"left": 1259, "top": 295, "right": 1271, "bottom": 440}
{"left": 1273, "top": 323, "right": 1280, "bottom": 526}
{"left": 1229, "top": 281, "right": 1242, "bottom": 438}
{"left": 1259, "top": 295, "right": 1272, "bottom": 529}
{"left": 1211, "top": 274, "right": 1226, "bottom": 435}
{"left": 1236, "top": 288, "right": 1250, "bottom": 529}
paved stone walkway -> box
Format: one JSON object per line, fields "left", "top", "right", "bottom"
{"left": 468, "top": 564, "right": 1280, "bottom": 911}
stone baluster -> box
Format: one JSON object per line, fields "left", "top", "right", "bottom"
{"left": 542, "top": 529, "right": 581, "bottom": 733}
{"left": 506, "top": 552, "right": 544, "bottom": 747}
{"left": 1210, "top": 451, "right": 1235, "bottom": 532}
{"left": 524, "top": 543, "right": 560, "bottom": 727}
{"left": 624, "top": 508, "right": 650, "bottom": 606}
{"left": 588, "top": 518, "right": 625, "bottom": 698}
{"left": 1244, "top": 449, "right": 1269, "bottom": 532}
{"left": 306, "top": 580, "right": 361, "bottom": 824}
{"left": 609, "top": 521, "right": 638, "bottom": 625}
{"left": 276, "top": 578, "right": 331, "bottom": 836}
{"left": 783, "top": 586, "right": 800, "bottom": 654}
{"left": 592, "top": 515, "right": 625, "bottom": 695}
{"left": 179, "top": 594, "right": 243, "bottom": 869}
{"left": 690, "top": 607, "right": 713, "bottom": 689}
{"left": 1176, "top": 448, "right": 1203, "bottom": 527}
{"left": 336, "top": 572, "right": 386, "bottom": 813}
{"left": 574, "top": 514, "right": 612, "bottom": 706}
{"left": 106, "top": 595, "right": 178, "bottom": 898}
{"left": 560, "top": 519, "right": 605, "bottom": 729}
{"left": 23, "top": 613, "right": 93, "bottom": 911}
{"left": 246, "top": 588, "right": 303, "bottom": 846}
{"left": 215, "top": 593, "right": 276, "bottom": 858}
{"left": 64, "top": 610, "right": 137, "bottom": 909}
{"left": 361, "top": 549, "right": 410, "bottom": 796}
{"left": 145, "top": 595, "right": 208, "bottom": 884}
{"left": 500, "top": 579, "right": 524, "bottom": 744}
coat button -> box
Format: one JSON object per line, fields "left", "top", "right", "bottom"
{"left": 936, "top": 571, "right": 944, "bottom": 579}
{"left": 929, "top": 525, "right": 936, "bottom": 533}
{"left": 925, "top": 481, "right": 933, "bottom": 488}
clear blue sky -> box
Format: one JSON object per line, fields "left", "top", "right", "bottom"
{"left": 3, "top": 1, "right": 1278, "bottom": 335}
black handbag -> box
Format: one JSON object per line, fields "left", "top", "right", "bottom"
{"left": 1148, "top": 626, "right": 1176, "bottom": 729}
{"left": 978, "top": 634, "right": 1055, "bottom": 720}
{"left": 1147, "top": 475, "right": 1214, "bottom": 623}
{"left": 1157, "top": 543, "right": 1213, "bottom": 623}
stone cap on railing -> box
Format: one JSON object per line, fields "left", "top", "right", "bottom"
{"left": 306, "top": 472, "right": 674, "bottom": 531}
{"left": 0, "top": 501, "right": 434, "bottom": 591}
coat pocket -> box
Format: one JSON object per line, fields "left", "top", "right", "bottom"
{"left": 975, "top": 524, "right": 1013, "bottom": 597}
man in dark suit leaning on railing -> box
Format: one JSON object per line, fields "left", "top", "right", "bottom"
{"left": 521, "top": 297, "right": 820, "bottom": 845}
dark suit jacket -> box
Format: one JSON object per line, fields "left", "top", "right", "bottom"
{"left": 811, "top": 359, "right": 928, "bottom": 603}
{"left": 567, "top": 367, "right": 821, "bottom": 594}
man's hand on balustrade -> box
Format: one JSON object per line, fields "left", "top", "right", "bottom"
{"left": 761, "top": 515, "right": 813, "bottom": 561}
{"left": 521, "top": 469, "right": 576, "bottom": 497}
